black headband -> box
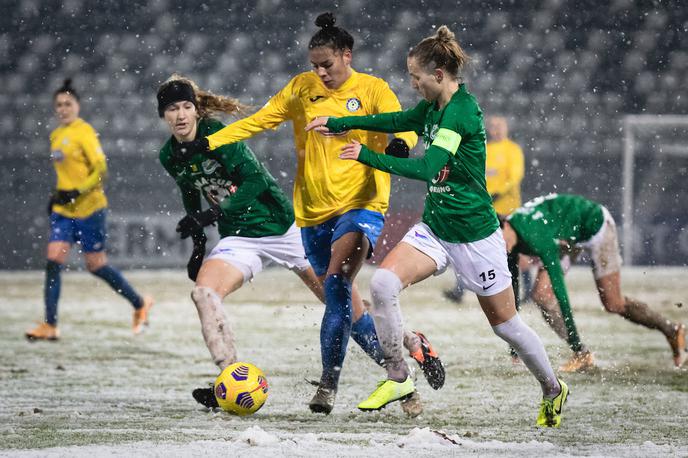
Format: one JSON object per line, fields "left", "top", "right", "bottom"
{"left": 157, "top": 81, "right": 196, "bottom": 117}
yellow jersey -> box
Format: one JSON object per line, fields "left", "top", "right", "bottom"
{"left": 485, "top": 138, "right": 524, "bottom": 215}
{"left": 207, "top": 70, "right": 417, "bottom": 227}
{"left": 49, "top": 118, "right": 107, "bottom": 218}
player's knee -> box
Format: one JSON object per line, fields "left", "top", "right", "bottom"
{"left": 191, "top": 286, "right": 216, "bottom": 305}
{"left": 603, "top": 299, "right": 626, "bottom": 315}
{"left": 369, "top": 269, "right": 402, "bottom": 307}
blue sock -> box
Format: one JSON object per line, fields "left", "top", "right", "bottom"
{"left": 92, "top": 265, "right": 143, "bottom": 309}
{"left": 320, "top": 274, "right": 353, "bottom": 389}
{"left": 44, "top": 260, "right": 62, "bottom": 325}
{"left": 351, "top": 312, "right": 385, "bottom": 367}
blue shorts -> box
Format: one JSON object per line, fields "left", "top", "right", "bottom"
{"left": 301, "top": 209, "right": 384, "bottom": 276}
{"left": 49, "top": 209, "right": 107, "bottom": 252}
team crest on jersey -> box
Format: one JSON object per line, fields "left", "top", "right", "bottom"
{"left": 346, "top": 98, "right": 361, "bottom": 112}
{"left": 202, "top": 159, "right": 221, "bottom": 175}
{"left": 50, "top": 150, "right": 65, "bottom": 162}
{"left": 432, "top": 165, "right": 451, "bottom": 184}
{"left": 190, "top": 164, "right": 199, "bottom": 173}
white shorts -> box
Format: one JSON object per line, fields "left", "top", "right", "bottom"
{"left": 578, "top": 206, "right": 623, "bottom": 279}
{"left": 206, "top": 223, "right": 311, "bottom": 283}
{"left": 401, "top": 222, "right": 512, "bottom": 296}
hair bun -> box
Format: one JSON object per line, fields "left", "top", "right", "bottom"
{"left": 436, "top": 25, "right": 455, "bottom": 43}
{"left": 315, "top": 12, "right": 336, "bottom": 29}
{"left": 63, "top": 78, "right": 73, "bottom": 89}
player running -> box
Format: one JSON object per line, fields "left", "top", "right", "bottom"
{"left": 26, "top": 79, "right": 153, "bottom": 341}
{"left": 157, "top": 75, "right": 441, "bottom": 413}
{"left": 171, "top": 13, "right": 443, "bottom": 415}
{"left": 306, "top": 25, "right": 568, "bottom": 427}
{"left": 503, "top": 193, "right": 686, "bottom": 371}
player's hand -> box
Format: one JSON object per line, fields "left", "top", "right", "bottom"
{"left": 305, "top": 116, "right": 331, "bottom": 133}
{"left": 53, "top": 189, "right": 80, "bottom": 205}
{"left": 187, "top": 231, "right": 207, "bottom": 281}
{"left": 172, "top": 137, "right": 209, "bottom": 161}
{"left": 385, "top": 138, "right": 410, "bottom": 158}
{"left": 339, "top": 140, "right": 362, "bottom": 161}
{"left": 176, "top": 205, "right": 223, "bottom": 239}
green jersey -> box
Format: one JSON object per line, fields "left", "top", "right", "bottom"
{"left": 327, "top": 84, "right": 497, "bottom": 243}
{"left": 508, "top": 193, "right": 604, "bottom": 352}
{"left": 160, "top": 118, "right": 294, "bottom": 238}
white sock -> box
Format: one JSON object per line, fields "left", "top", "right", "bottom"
{"left": 369, "top": 269, "right": 409, "bottom": 382}
{"left": 492, "top": 314, "right": 560, "bottom": 398}
{"left": 191, "top": 286, "right": 237, "bottom": 370}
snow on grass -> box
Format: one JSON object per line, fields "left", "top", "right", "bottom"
{"left": 1, "top": 266, "right": 687, "bottom": 456}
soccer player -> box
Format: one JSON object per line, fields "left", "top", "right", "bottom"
{"left": 157, "top": 75, "right": 439, "bottom": 414}
{"left": 171, "top": 13, "right": 443, "bottom": 415}
{"left": 503, "top": 193, "right": 686, "bottom": 371}
{"left": 444, "top": 115, "right": 526, "bottom": 303}
{"left": 26, "top": 79, "right": 153, "bottom": 341}
{"left": 306, "top": 25, "right": 568, "bottom": 427}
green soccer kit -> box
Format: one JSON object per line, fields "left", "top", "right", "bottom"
{"left": 326, "top": 84, "right": 498, "bottom": 243}
{"left": 508, "top": 193, "right": 605, "bottom": 351}
{"left": 160, "top": 118, "right": 294, "bottom": 238}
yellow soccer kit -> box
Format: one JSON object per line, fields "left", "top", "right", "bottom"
{"left": 49, "top": 118, "right": 107, "bottom": 218}
{"left": 207, "top": 70, "right": 417, "bottom": 227}
{"left": 485, "top": 138, "right": 524, "bottom": 215}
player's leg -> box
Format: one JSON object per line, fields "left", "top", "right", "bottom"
{"left": 479, "top": 287, "right": 567, "bottom": 427}
{"left": 191, "top": 238, "right": 266, "bottom": 409}
{"left": 81, "top": 210, "right": 152, "bottom": 334}
{"left": 596, "top": 271, "right": 685, "bottom": 366}
{"left": 26, "top": 211, "right": 73, "bottom": 340}
{"left": 300, "top": 210, "right": 384, "bottom": 414}
{"left": 462, "top": 229, "right": 566, "bottom": 427}
{"left": 313, "top": 231, "right": 368, "bottom": 402}
{"left": 189, "top": 258, "right": 247, "bottom": 409}
{"left": 532, "top": 267, "right": 595, "bottom": 372}
{"left": 590, "top": 210, "right": 685, "bottom": 366}
{"left": 192, "top": 259, "right": 246, "bottom": 369}
{"left": 358, "top": 241, "right": 437, "bottom": 411}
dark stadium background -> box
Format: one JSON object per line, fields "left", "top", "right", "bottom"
{"left": 2, "top": 0, "right": 686, "bottom": 269}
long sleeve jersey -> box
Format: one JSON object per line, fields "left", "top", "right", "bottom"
{"left": 507, "top": 193, "right": 605, "bottom": 351}
{"left": 326, "top": 84, "right": 498, "bottom": 243}
{"left": 205, "top": 70, "right": 417, "bottom": 227}
{"left": 160, "top": 118, "right": 294, "bottom": 238}
{"left": 49, "top": 118, "right": 108, "bottom": 218}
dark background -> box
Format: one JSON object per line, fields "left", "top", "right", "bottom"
{"left": 2, "top": 0, "right": 687, "bottom": 269}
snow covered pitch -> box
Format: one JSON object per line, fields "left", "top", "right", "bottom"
{"left": 1, "top": 266, "right": 686, "bottom": 457}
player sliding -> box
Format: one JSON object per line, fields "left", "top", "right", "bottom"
{"left": 157, "top": 75, "right": 441, "bottom": 412}
{"left": 26, "top": 79, "right": 153, "bottom": 341}
{"left": 306, "top": 25, "right": 568, "bottom": 427}
{"left": 503, "top": 193, "right": 686, "bottom": 371}
{"left": 170, "top": 13, "right": 444, "bottom": 415}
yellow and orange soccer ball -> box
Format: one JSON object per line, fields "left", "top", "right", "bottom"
{"left": 214, "top": 362, "right": 269, "bottom": 416}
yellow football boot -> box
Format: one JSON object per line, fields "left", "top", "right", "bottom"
{"left": 537, "top": 379, "right": 569, "bottom": 428}
{"left": 358, "top": 376, "right": 415, "bottom": 411}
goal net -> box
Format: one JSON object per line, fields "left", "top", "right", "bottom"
{"left": 622, "top": 115, "right": 688, "bottom": 265}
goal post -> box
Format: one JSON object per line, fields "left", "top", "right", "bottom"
{"left": 622, "top": 114, "right": 688, "bottom": 265}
